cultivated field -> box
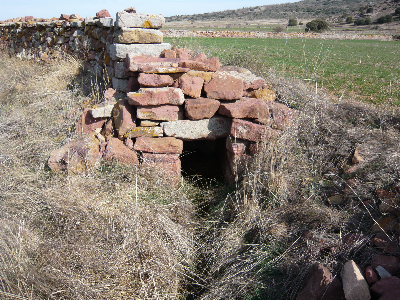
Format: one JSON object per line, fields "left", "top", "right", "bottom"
{"left": 165, "top": 37, "right": 400, "bottom": 105}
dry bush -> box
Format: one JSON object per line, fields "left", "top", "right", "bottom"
{"left": 0, "top": 52, "right": 195, "bottom": 299}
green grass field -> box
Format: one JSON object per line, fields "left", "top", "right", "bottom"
{"left": 165, "top": 37, "right": 400, "bottom": 105}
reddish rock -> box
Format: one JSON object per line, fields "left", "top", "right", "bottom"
{"left": 127, "top": 76, "right": 140, "bottom": 93}
{"left": 137, "top": 105, "right": 183, "bottom": 121}
{"left": 372, "top": 233, "right": 399, "bottom": 254}
{"left": 127, "top": 87, "right": 185, "bottom": 106}
{"left": 60, "top": 14, "right": 70, "bottom": 21}
{"left": 96, "top": 9, "right": 111, "bottom": 18}
{"left": 112, "top": 99, "right": 136, "bottom": 137}
{"left": 101, "top": 119, "right": 114, "bottom": 142}
{"left": 297, "top": 263, "right": 345, "bottom": 300}
{"left": 125, "top": 54, "right": 181, "bottom": 72}
{"left": 125, "top": 126, "right": 163, "bottom": 139}
{"left": 371, "top": 216, "right": 399, "bottom": 233}
{"left": 48, "top": 135, "right": 101, "bottom": 174}
{"left": 185, "top": 98, "right": 220, "bottom": 120}
{"left": 205, "top": 57, "right": 221, "bottom": 72}
{"left": 104, "top": 88, "right": 117, "bottom": 102}
{"left": 342, "top": 260, "right": 371, "bottom": 300}
{"left": 192, "top": 53, "right": 207, "bottom": 62}
{"left": 173, "top": 48, "right": 192, "bottom": 59}
{"left": 178, "top": 74, "right": 204, "bottom": 98}
{"left": 226, "top": 138, "right": 249, "bottom": 155}
{"left": 178, "top": 58, "right": 220, "bottom": 72}
{"left": 76, "top": 108, "right": 106, "bottom": 134}
{"left": 24, "top": 16, "right": 34, "bottom": 22}
{"left": 69, "top": 14, "right": 82, "bottom": 20}
{"left": 138, "top": 73, "right": 174, "bottom": 87}
{"left": 103, "top": 138, "right": 139, "bottom": 165}
{"left": 141, "top": 153, "right": 181, "bottom": 178}
{"left": 268, "top": 102, "right": 299, "bottom": 130}
{"left": 365, "top": 266, "right": 379, "bottom": 285}
{"left": 370, "top": 276, "right": 400, "bottom": 299}
{"left": 227, "top": 151, "right": 252, "bottom": 177}
{"left": 124, "top": 138, "right": 134, "bottom": 150}
{"left": 231, "top": 119, "right": 279, "bottom": 142}
{"left": 371, "top": 255, "right": 400, "bottom": 275}
{"left": 161, "top": 49, "right": 177, "bottom": 58}
{"left": 134, "top": 137, "right": 183, "bottom": 154}
{"left": 204, "top": 74, "right": 244, "bottom": 100}
{"left": 343, "top": 233, "right": 365, "bottom": 245}
{"left": 218, "top": 98, "right": 270, "bottom": 119}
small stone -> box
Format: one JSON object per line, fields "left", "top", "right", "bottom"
{"left": 96, "top": 9, "right": 111, "bottom": 18}
{"left": 124, "top": 126, "right": 163, "bottom": 138}
{"left": 192, "top": 53, "right": 207, "bottom": 62}
{"left": 103, "top": 137, "right": 139, "bottom": 165}
{"left": 60, "top": 14, "right": 70, "bottom": 21}
{"left": 76, "top": 108, "right": 106, "bottom": 134}
{"left": 134, "top": 137, "right": 183, "bottom": 154}
{"left": 370, "top": 276, "right": 400, "bottom": 299}
{"left": 371, "top": 216, "right": 399, "bottom": 233}
{"left": 371, "top": 255, "right": 400, "bottom": 275}
{"left": 365, "top": 266, "right": 379, "bottom": 285}
{"left": 161, "top": 49, "right": 177, "bottom": 58}
{"left": 185, "top": 98, "right": 220, "bottom": 120}
{"left": 371, "top": 233, "right": 399, "bottom": 254}
{"left": 112, "top": 99, "right": 136, "bottom": 137}
{"left": 140, "top": 120, "right": 160, "bottom": 127}
{"left": 375, "top": 266, "right": 392, "bottom": 279}
{"left": 104, "top": 88, "right": 117, "bottom": 102}
{"left": 127, "top": 87, "right": 185, "bottom": 106}
{"left": 204, "top": 74, "right": 244, "bottom": 100}
{"left": 342, "top": 260, "right": 371, "bottom": 300}
{"left": 124, "top": 7, "right": 136, "bottom": 13}
{"left": 138, "top": 73, "right": 174, "bottom": 87}
{"left": 90, "top": 103, "right": 116, "bottom": 118}
{"left": 178, "top": 74, "right": 204, "bottom": 98}
{"left": 327, "top": 194, "right": 343, "bottom": 205}
{"left": 186, "top": 70, "right": 215, "bottom": 82}
{"left": 173, "top": 48, "right": 192, "bottom": 59}
{"left": 137, "top": 105, "right": 183, "bottom": 121}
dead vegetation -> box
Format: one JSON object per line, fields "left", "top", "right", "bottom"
{"left": 1, "top": 47, "right": 400, "bottom": 300}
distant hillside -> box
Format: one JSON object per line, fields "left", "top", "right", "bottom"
{"left": 166, "top": 0, "right": 399, "bottom": 22}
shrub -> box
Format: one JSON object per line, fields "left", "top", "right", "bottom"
{"left": 395, "top": 7, "right": 400, "bottom": 16}
{"left": 346, "top": 16, "right": 353, "bottom": 24}
{"left": 274, "top": 26, "right": 285, "bottom": 33}
{"left": 377, "top": 14, "right": 394, "bottom": 24}
{"left": 288, "top": 18, "right": 297, "bottom": 26}
{"left": 354, "top": 19, "right": 365, "bottom": 26}
{"left": 305, "top": 19, "right": 329, "bottom": 32}
{"left": 366, "top": 7, "right": 373, "bottom": 13}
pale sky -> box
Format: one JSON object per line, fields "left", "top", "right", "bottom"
{"left": 0, "top": 0, "right": 300, "bottom": 21}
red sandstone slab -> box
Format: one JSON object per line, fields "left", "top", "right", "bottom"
{"left": 112, "top": 99, "right": 136, "bottom": 137}
{"left": 138, "top": 73, "right": 174, "bottom": 87}
{"left": 76, "top": 108, "right": 106, "bottom": 134}
{"left": 141, "top": 153, "right": 181, "bottom": 178}
{"left": 231, "top": 119, "right": 279, "bottom": 142}
{"left": 267, "top": 102, "right": 299, "bottom": 130}
{"left": 178, "top": 74, "right": 204, "bottom": 98}
{"left": 103, "top": 137, "right": 139, "bottom": 165}
{"left": 138, "top": 65, "right": 190, "bottom": 74}
{"left": 184, "top": 98, "right": 220, "bottom": 120}
{"left": 134, "top": 137, "right": 183, "bottom": 154}
{"left": 137, "top": 105, "right": 183, "bottom": 121}
{"left": 125, "top": 54, "right": 181, "bottom": 72}
{"left": 125, "top": 126, "right": 163, "bottom": 139}
{"left": 127, "top": 87, "right": 185, "bottom": 106}
{"left": 218, "top": 98, "right": 270, "bottom": 119}
{"left": 204, "top": 74, "right": 244, "bottom": 100}
{"left": 226, "top": 138, "right": 249, "bottom": 155}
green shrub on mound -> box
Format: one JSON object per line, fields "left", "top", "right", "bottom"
{"left": 305, "top": 19, "right": 329, "bottom": 32}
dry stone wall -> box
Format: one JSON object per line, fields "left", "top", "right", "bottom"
{"left": 0, "top": 8, "right": 298, "bottom": 183}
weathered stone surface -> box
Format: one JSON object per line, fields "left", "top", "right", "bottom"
{"left": 141, "top": 153, "right": 181, "bottom": 178}
{"left": 96, "top": 9, "right": 111, "bottom": 18}
{"left": 268, "top": 102, "right": 299, "bottom": 130}
{"left": 139, "top": 65, "right": 190, "bottom": 74}
{"left": 249, "top": 88, "right": 276, "bottom": 101}
{"left": 115, "top": 28, "right": 163, "bottom": 44}
{"left": 161, "top": 49, "right": 177, "bottom": 58}
{"left": 342, "top": 260, "right": 371, "bottom": 300}
{"left": 371, "top": 233, "right": 399, "bottom": 254}
{"left": 216, "top": 70, "right": 265, "bottom": 90}
{"left": 138, "top": 73, "right": 174, "bottom": 87}
{"left": 76, "top": 108, "right": 106, "bottom": 134}
{"left": 184, "top": 97, "right": 220, "bottom": 120}
{"left": 370, "top": 276, "right": 400, "bottom": 299}
{"left": 178, "top": 57, "right": 220, "bottom": 72}
{"left": 101, "top": 119, "right": 114, "bottom": 142}
{"left": 219, "top": 98, "right": 269, "bottom": 119}
{"left": 371, "top": 255, "right": 400, "bottom": 275}
{"left": 90, "top": 103, "right": 116, "bottom": 118}
{"left": 327, "top": 194, "right": 343, "bottom": 205}
{"left": 226, "top": 138, "right": 249, "bottom": 155}
{"left": 134, "top": 137, "right": 183, "bottom": 154}
{"left": 365, "top": 266, "right": 379, "bottom": 285}
{"left": 375, "top": 266, "right": 392, "bottom": 279}
{"left": 371, "top": 216, "right": 399, "bottom": 233}
{"left": 126, "top": 54, "right": 181, "bottom": 72}
{"left": 125, "top": 126, "right": 163, "bottom": 138}
{"left": 108, "top": 43, "right": 171, "bottom": 60}
{"left": 205, "top": 57, "right": 221, "bottom": 72}
{"left": 227, "top": 151, "right": 252, "bottom": 178}
{"left": 204, "top": 74, "right": 244, "bottom": 100}
{"left": 112, "top": 99, "right": 136, "bottom": 137}
{"left": 103, "top": 137, "right": 139, "bottom": 165}
{"left": 127, "top": 76, "right": 140, "bottom": 93}
{"left": 114, "top": 61, "right": 128, "bottom": 79}
{"left": 162, "top": 116, "right": 231, "bottom": 141}
{"left": 173, "top": 48, "right": 192, "bottom": 59}
{"left": 192, "top": 53, "right": 207, "bottom": 62}
{"left": 186, "top": 70, "right": 215, "bottom": 82}
{"left": 137, "top": 105, "right": 183, "bottom": 121}
{"left": 48, "top": 135, "right": 101, "bottom": 174}
{"left": 297, "top": 263, "right": 345, "bottom": 300}
{"left": 115, "top": 11, "right": 165, "bottom": 28}
{"left": 127, "top": 87, "right": 185, "bottom": 106}
{"left": 140, "top": 120, "right": 160, "bottom": 127}
{"left": 178, "top": 74, "right": 204, "bottom": 98}
{"left": 231, "top": 119, "right": 279, "bottom": 142}
{"left": 112, "top": 77, "right": 129, "bottom": 92}
{"left": 124, "top": 7, "right": 136, "bottom": 13}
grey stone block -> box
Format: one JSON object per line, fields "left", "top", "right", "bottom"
{"left": 114, "top": 61, "right": 127, "bottom": 78}
{"left": 112, "top": 77, "right": 129, "bottom": 92}
{"left": 115, "top": 11, "right": 165, "bottom": 28}
{"left": 97, "top": 17, "right": 114, "bottom": 27}
{"left": 108, "top": 43, "right": 171, "bottom": 60}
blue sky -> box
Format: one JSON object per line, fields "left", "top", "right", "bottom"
{"left": 0, "top": 0, "right": 300, "bottom": 21}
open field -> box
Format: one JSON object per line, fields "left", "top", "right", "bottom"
{"left": 165, "top": 37, "right": 400, "bottom": 105}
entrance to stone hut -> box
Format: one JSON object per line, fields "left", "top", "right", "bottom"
{"left": 180, "top": 139, "right": 226, "bottom": 182}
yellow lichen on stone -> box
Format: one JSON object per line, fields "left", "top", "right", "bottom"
{"left": 141, "top": 20, "right": 153, "bottom": 28}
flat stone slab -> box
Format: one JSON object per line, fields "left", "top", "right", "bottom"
{"left": 126, "top": 54, "right": 181, "bottom": 71}
{"left": 141, "top": 153, "right": 181, "bottom": 178}
{"left": 218, "top": 98, "right": 270, "bottom": 119}
{"left": 178, "top": 74, "right": 204, "bottom": 98}
{"left": 108, "top": 43, "right": 171, "bottom": 60}
{"left": 137, "top": 105, "right": 183, "bottom": 121}
{"left": 216, "top": 70, "right": 265, "bottom": 90}
{"left": 115, "top": 28, "right": 163, "bottom": 44}
{"left": 134, "top": 137, "right": 183, "bottom": 154}
{"left": 103, "top": 137, "right": 139, "bottom": 165}
{"left": 161, "top": 116, "right": 231, "bottom": 141}
{"left": 125, "top": 126, "right": 163, "bottom": 138}
{"left": 138, "top": 73, "right": 174, "bottom": 87}
{"left": 127, "top": 87, "right": 185, "bottom": 106}
{"left": 115, "top": 12, "right": 165, "bottom": 28}
{"left": 112, "top": 99, "right": 136, "bottom": 137}
{"left": 90, "top": 103, "right": 116, "bottom": 118}
{"left": 231, "top": 119, "right": 279, "bottom": 142}
{"left": 204, "top": 73, "right": 244, "bottom": 100}
{"left": 185, "top": 97, "right": 220, "bottom": 120}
